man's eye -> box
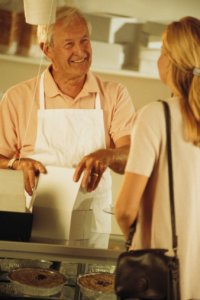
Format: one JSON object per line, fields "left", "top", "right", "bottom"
{"left": 65, "top": 43, "right": 73, "bottom": 48}
{"left": 82, "top": 38, "right": 89, "bottom": 44}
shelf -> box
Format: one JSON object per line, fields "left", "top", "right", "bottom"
{"left": 0, "top": 234, "right": 124, "bottom": 263}
{"left": 0, "top": 53, "right": 48, "bottom": 67}
{"left": 0, "top": 53, "right": 159, "bottom": 80}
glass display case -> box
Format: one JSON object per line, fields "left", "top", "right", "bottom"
{"left": 0, "top": 234, "right": 124, "bottom": 299}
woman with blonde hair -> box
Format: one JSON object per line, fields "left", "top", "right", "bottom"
{"left": 115, "top": 16, "right": 200, "bottom": 300}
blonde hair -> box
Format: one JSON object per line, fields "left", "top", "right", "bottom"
{"left": 163, "top": 16, "right": 200, "bottom": 146}
{"left": 37, "top": 6, "right": 91, "bottom": 45}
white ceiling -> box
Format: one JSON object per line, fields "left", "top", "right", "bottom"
{"left": 0, "top": 0, "right": 199, "bottom": 24}
{"left": 68, "top": 0, "right": 200, "bottom": 23}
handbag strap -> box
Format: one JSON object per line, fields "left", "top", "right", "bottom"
{"left": 160, "top": 100, "right": 178, "bottom": 255}
{"left": 126, "top": 101, "right": 178, "bottom": 256}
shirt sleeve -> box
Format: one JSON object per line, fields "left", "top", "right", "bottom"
{"left": 110, "top": 83, "right": 135, "bottom": 143}
{"left": 0, "top": 92, "right": 19, "bottom": 158}
{"left": 126, "top": 102, "right": 163, "bottom": 177}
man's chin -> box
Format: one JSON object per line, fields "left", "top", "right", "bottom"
{"left": 74, "top": 65, "right": 90, "bottom": 75}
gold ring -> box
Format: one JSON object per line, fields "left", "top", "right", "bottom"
{"left": 92, "top": 173, "right": 99, "bottom": 177}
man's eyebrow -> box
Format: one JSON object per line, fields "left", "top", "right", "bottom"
{"left": 63, "top": 38, "right": 73, "bottom": 42}
{"left": 63, "top": 34, "right": 89, "bottom": 42}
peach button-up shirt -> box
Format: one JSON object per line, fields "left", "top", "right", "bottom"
{"left": 0, "top": 68, "right": 135, "bottom": 158}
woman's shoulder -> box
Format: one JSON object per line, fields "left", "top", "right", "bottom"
{"left": 136, "top": 98, "right": 179, "bottom": 120}
{"left": 136, "top": 100, "right": 165, "bottom": 121}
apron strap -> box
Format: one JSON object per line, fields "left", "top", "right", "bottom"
{"left": 39, "top": 72, "right": 45, "bottom": 111}
{"left": 95, "top": 94, "right": 101, "bottom": 110}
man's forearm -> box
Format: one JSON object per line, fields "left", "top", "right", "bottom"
{"left": 0, "top": 154, "right": 47, "bottom": 195}
{"left": 108, "top": 144, "right": 130, "bottom": 174}
{"left": 73, "top": 143, "right": 130, "bottom": 191}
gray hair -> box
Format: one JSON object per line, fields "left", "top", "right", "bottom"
{"left": 37, "top": 6, "right": 91, "bottom": 45}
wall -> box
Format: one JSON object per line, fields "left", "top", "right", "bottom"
{"left": 73, "top": 0, "right": 200, "bottom": 22}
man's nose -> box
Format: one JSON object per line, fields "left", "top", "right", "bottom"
{"left": 73, "top": 43, "right": 84, "bottom": 55}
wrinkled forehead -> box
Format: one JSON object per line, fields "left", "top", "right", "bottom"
{"left": 56, "top": 13, "right": 88, "bottom": 30}
{"left": 53, "top": 14, "right": 90, "bottom": 36}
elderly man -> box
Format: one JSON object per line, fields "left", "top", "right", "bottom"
{"left": 0, "top": 6, "right": 135, "bottom": 247}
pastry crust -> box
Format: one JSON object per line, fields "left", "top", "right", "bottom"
{"left": 9, "top": 268, "right": 65, "bottom": 288}
{"left": 78, "top": 273, "right": 114, "bottom": 292}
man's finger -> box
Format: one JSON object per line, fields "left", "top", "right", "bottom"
{"left": 34, "top": 161, "right": 47, "bottom": 174}
{"left": 24, "top": 172, "right": 33, "bottom": 196}
{"left": 87, "top": 172, "right": 100, "bottom": 192}
{"left": 73, "top": 160, "right": 86, "bottom": 182}
{"left": 81, "top": 168, "right": 92, "bottom": 188}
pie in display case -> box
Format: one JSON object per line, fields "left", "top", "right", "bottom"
{"left": 0, "top": 234, "right": 124, "bottom": 299}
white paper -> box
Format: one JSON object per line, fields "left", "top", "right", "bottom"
{"left": 0, "top": 170, "right": 26, "bottom": 212}
{"left": 31, "top": 166, "right": 81, "bottom": 241}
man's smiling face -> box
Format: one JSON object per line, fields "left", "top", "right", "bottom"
{"left": 47, "top": 15, "right": 92, "bottom": 80}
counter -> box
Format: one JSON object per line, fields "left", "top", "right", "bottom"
{"left": 0, "top": 235, "right": 125, "bottom": 299}
{"left": 0, "top": 234, "right": 125, "bottom": 263}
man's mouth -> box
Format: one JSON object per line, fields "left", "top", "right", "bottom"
{"left": 71, "top": 57, "right": 87, "bottom": 63}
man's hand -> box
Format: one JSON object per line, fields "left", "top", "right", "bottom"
{"left": 13, "top": 158, "right": 47, "bottom": 196}
{"left": 73, "top": 149, "right": 112, "bottom": 192}
{"left": 73, "top": 136, "right": 130, "bottom": 192}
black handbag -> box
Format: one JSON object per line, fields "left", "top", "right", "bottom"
{"left": 114, "top": 101, "right": 181, "bottom": 300}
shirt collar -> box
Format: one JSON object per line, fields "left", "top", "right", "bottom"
{"left": 44, "top": 67, "right": 61, "bottom": 98}
{"left": 43, "top": 67, "right": 100, "bottom": 99}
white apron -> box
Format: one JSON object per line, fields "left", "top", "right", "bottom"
{"left": 31, "top": 72, "right": 112, "bottom": 248}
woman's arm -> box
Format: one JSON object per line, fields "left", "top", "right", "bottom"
{"left": 115, "top": 172, "right": 148, "bottom": 240}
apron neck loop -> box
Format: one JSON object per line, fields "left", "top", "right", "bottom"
{"left": 39, "top": 72, "right": 45, "bottom": 110}
{"left": 40, "top": 74, "right": 101, "bottom": 111}
{"left": 95, "top": 94, "right": 101, "bottom": 110}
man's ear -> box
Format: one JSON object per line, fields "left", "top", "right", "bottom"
{"left": 40, "top": 42, "right": 51, "bottom": 58}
